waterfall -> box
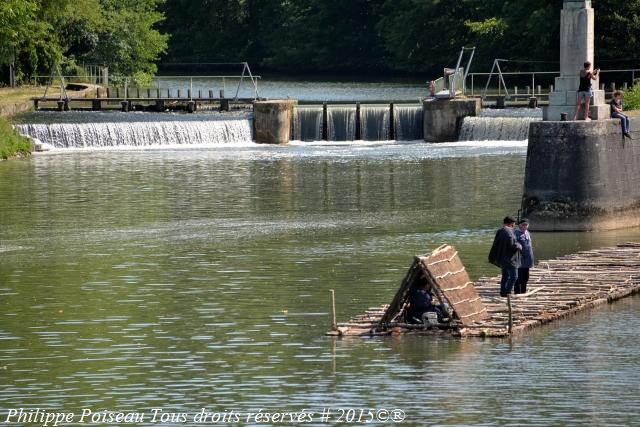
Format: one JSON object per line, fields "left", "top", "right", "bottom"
{"left": 327, "top": 107, "right": 356, "bottom": 141}
{"left": 293, "top": 107, "right": 323, "bottom": 141}
{"left": 15, "top": 114, "right": 254, "bottom": 148}
{"left": 458, "top": 116, "right": 541, "bottom": 141}
{"left": 361, "top": 106, "right": 389, "bottom": 141}
{"left": 394, "top": 106, "right": 423, "bottom": 141}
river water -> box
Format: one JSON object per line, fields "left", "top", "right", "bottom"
{"left": 1, "top": 138, "right": 640, "bottom": 425}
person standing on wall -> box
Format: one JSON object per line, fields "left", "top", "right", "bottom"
{"left": 573, "top": 61, "right": 599, "bottom": 121}
{"left": 610, "top": 90, "right": 632, "bottom": 138}
{"left": 488, "top": 216, "right": 522, "bottom": 297}
{"left": 514, "top": 218, "right": 534, "bottom": 295}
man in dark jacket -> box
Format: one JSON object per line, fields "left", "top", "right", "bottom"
{"left": 488, "top": 216, "right": 522, "bottom": 297}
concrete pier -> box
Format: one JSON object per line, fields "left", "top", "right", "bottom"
{"left": 253, "top": 100, "right": 296, "bottom": 144}
{"left": 522, "top": 119, "right": 640, "bottom": 231}
{"left": 422, "top": 98, "right": 481, "bottom": 142}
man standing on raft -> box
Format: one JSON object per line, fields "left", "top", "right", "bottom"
{"left": 488, "top": 216, "right": 522, "bottom": 297}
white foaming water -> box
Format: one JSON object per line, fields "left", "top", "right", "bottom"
{"left": 394, "top": 105, "right": 423, "bottom": 141}
{"left": 458, "top": 116, "right": 541, "bottom": 141}
{"left": 327, "top": 106, "right": 357, "bottom": 141}
{"left": 361, "top": 105, "right": 390, "bottom": 140}
{"left": 479, "top": 108, "right": 543, "bottom": 118}
{"left": 16, "top": 115, "right": 253, "bottom": 148}
{"left": 293, "top": 107, "right": 323, "bottom": 141}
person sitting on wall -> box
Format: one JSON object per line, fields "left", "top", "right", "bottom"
{"left": 406, "top": 276, "right": 446, "bottom": 324}
{"left": 610, "top": 90, "right": 632, "bottom": 139}
{"left": 573, "top": 61, "right": 599, "bottom": 122}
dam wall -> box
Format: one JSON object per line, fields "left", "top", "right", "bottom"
{"left": 522, "top": 118, "right": 640, "bottom": 230}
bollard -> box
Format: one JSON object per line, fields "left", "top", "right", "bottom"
{"left": 96, "top": 87, "right": 100, "bottom": 98}
{"left": 219, "top": 89, "right": 225, "bottom": 99}
{"left": 220, "top": 99, "right": 230, "bottom": 112}
{"left": 560, "top": 112, "right": 568, "bottom": 121}
{"left": 57, "top": 100, "right": 65, "bottom": 112}
{"left": 198, "top": 90, "right": 202, "bottom": 99}
{"left": 528, "top": 97, "right": 538, "bottom": 108}
{"left": 177, "top": 89, "right": 181, "bottom": 98}
{"left": 34, "top": 99, "right": 39, "bottom": 110}
{"left": 106, "top": 87, "right": 110, "bottom": 98}
{"left": 64, "top": 99, "right": 70, "bottom": 111}
{"left": 187, "top": 100, "right": 196, "bottom": 113}
{"left": 496, "top": 96, "right": 505, "bottom": 109}
{"left": 157, "top": 88, "right": 161, "bottom": 99}
{"left": 121, "top": 100, "right": 129, "bottom": 112}
{"left": 155, "top": 99, "right": 165, "bottom": 112}
{"left": 92, "top": 99, "right": 101, "bottom": 111}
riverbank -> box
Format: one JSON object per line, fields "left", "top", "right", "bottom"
{"left": 0, "top": 84, "right": 101, "bottom": 159}
{"left": 0, "top": 116, "right": 32, "bottom": 160}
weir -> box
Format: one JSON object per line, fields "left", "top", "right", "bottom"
{"left": 16, "top": 114, "right": 253, "bottom": 148}
{"left": 459, "top": 108, "right": 542, "bottom": 141}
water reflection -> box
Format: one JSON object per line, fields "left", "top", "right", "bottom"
{"left": 0, "top": 145, "right": 639, "bottom": 425}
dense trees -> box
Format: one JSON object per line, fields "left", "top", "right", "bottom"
{"left": 159, "top": 0, "right": 640, "bottom": 76}
{"left": 0, "top": 0, "right": 168, "bottom": 84}
{"left": 2, "top": 0, "right": 640, "bottom": 83}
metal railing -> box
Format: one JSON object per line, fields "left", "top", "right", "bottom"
{"left": 468, "top": 68, "right": 640, "bottom": 98}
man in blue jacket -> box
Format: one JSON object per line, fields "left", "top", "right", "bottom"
{"left": 488, "top": 216, "right": 522, "bottom": 297}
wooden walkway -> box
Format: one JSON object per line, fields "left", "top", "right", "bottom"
{"left": 329, "top": 243, "right": 640, "bottom": 338}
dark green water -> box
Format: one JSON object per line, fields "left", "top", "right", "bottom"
{"left": 1, "top": 144, "right": 639, "bottom": 426}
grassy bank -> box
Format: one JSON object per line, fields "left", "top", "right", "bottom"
{"left": 0, "top": 116, "right": 32, "bottom": 160}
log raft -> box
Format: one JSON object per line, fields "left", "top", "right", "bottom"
{"left": 328, "top": 243, "right": 640, "bottom": 338}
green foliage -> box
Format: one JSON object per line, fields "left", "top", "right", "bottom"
{"left": 0, "top": 116, "right": 32, "bottom": 160}
{"left": 623, "top": 82, "right": 640, "bottom": 110}
{"left": 1, "top": 0, "right": 168, "bottom": 84}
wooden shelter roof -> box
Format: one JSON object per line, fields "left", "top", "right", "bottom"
{"left": 378, "top": 245, "right": 488, "bottom": 328}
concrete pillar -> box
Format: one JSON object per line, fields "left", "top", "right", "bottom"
{"left": 423, "top": 98, "right": 481, "bottom": 142}
{"left": 253, "top": 100, "right": 297, "bottom": 144}
{"left": 544, "top": 0, "right": 607, "bottom": 120}
{"left": 523, "top": 119, "right": 640, "bottom": 230}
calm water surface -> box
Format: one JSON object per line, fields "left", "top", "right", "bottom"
{"left": 1, "top": 143, "right": 639, "bottom": 426}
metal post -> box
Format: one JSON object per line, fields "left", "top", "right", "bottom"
{"left": 330, "top": 290, "right": 337, "bottom": 330}
{"left": 322, "top": 103, "right": 328, "bottom": 141}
